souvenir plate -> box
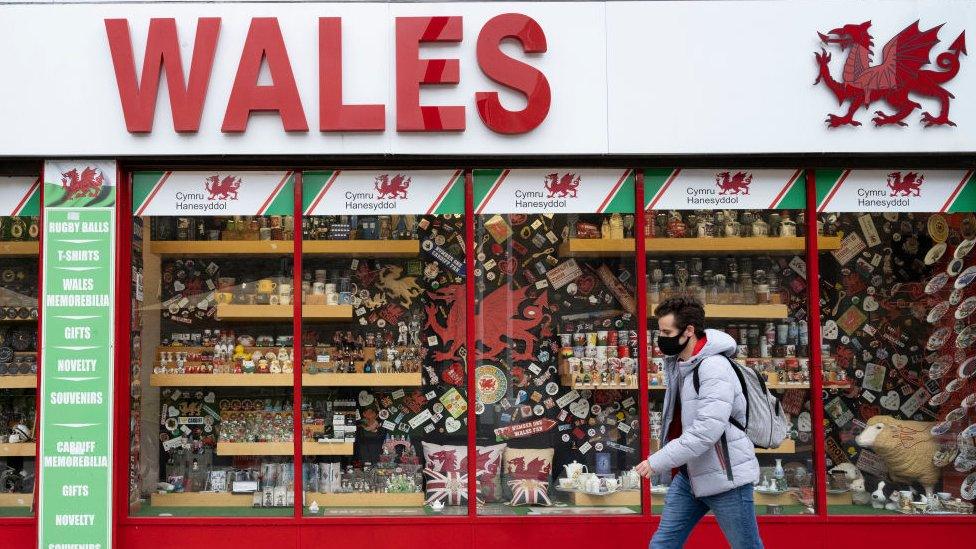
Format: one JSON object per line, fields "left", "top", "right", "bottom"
{"left": 929, "top": 391, "right": 952, "bottom": 407}
{"left": 935, "top": 447, "right": 959, "bottom": 468}
{"left": 956, "top": 266, "right": 976, "bottom": 290}
{"left": 931, "top": 421, "right": 954, "bottom": 436}
{"left": 929, "top": 214, "right": 950, "bottom": 243}
{"left": 475, "top": 364, "right": 507, "bottom": 405}
{"left": 963, "top": 423, "right": 976, "bottom": 439}
{"left": 963, "top": 392, "right": 976, "bottom": 409}
{"left": 958, "top": 297, "right": 976, "bottom": 320}
{"left": 954, "top": 239, "right": 975, "bottom": 260}
{"left": 946, "top": 406, "right": 968, "bottom": 423}
{"left": 929, "top": 357, "right": 954, "bottom": 380}
{"left": 958, "top": 325, "right": 976, "bottom": 349}
{"left": 947, "top": 377, "right": 966, "bottom": 394}
{"left": 928, "top": 302, "right": 951, "bottom": 323}
{"left": 948, "top": 258, "right": 966, "bottom": 277}
{"left": 959, "top": 356, "right": 976, "bottom": 379}
{"left": 925, "top": 242, "right": 948, "bottom": 265}
{"left": 926, "top": 327, "right": 951, "bottom": 351}
{"left": 951, "top": 288, "right": 965, "bottom": 306}
{"left": 926, "top": 272, "right": 950, "bottom": 294}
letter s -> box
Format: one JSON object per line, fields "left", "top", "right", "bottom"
{"left": 475, "top": 14, "right": 550, "bottom": 134}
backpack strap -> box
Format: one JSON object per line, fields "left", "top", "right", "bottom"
{"left": 692, "top": 356, "right": 751, "bottom": 432}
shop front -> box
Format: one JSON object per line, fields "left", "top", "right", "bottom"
{"left": 2, "top": 1, "right": 976, "bottom": 548}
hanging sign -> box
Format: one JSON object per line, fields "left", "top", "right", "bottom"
{"left": 816, "top": 169, "right": 976, "bottom": 212}
{"left": 0, "top": 176, "right": 41, "bottom": 216}
{"left": 644, "top": 168, "right": 805, "bottom": 211}
{"left": 303, "top": 170, "right": 464, "bottom": 215}
{"left": 132, "top": 171, "right": 294, "bottom": 216}
{"left": 473, "top": 169, "right": 635, "bottom": 214}
{"left": 40, "top": 160, "right": 116, "bottom": 549}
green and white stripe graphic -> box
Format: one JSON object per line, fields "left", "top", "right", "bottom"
{"left": 303, "top": 170, "right": 464, "bottom": 216}
{"left": 473, "top": 168, "right": 635, "bottom": 214}
{"left": 0, "top": 176, "right": 40, "bottom": 216}
{"left": 644, "top": 168, "right": 805, "bottom": 211}
{"left": 816, "top": 169, "right": 976, "bottom": 213}
{"left": 133, "top": 171, "right": 294, "bottom": 216}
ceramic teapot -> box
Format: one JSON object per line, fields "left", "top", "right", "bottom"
{"left": 563, "top": 461, "right": 588, "bottom": 481}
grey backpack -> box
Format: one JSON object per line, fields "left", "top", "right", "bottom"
{"left": 693, "top": 355, "right": 790, "bottom": 449}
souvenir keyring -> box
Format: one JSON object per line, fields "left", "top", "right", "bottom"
{"left": 963, "top": 392, "right": 976, "bottom": 409}
{"left": 957, "top": 324, "right": 976, "bottom": 349}
{"left": 946, "top": 377, "right": 967, "bottom": 394}
{"left": 926, "top": 272, "right": 950, "bottom": 294}
{"left": 954, "top": 239, "right": 975, "bottom": 260}
{"left": 928, "top": 301, "right": 951, "bottom": 323}
{"left": 956, "top": 265, "right": 976, "bottom": 289}
{"left": 927, "top": 327, "right": 951, "bottom": 351}
{"left": 925, "top": 242, "right": 948, "bottom": 265}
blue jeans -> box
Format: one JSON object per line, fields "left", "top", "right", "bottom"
{"left": 650, "top": 472, "right": 763, "bottom": 549}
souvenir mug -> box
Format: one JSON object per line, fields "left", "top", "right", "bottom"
{"left": 257, "top": 279, "right": 277, "bottom": 294}
{"left": 325, "top": 283, "right": 339, "bottom": 305}
{"left": 312, "top": 282, "right": 326, "bottom": 295}
{"left": 215, "top": 292, "right": 234, "bottom": 305}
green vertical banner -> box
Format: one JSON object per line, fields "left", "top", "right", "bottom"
{"left": 40, "top": 160, "right": 116, "bottom": 549}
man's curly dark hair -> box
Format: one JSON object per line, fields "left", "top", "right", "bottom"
{"left": 655, "top": 296, "right": 707, "bottom": 338}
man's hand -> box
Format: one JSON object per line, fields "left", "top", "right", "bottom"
{"left": 635, "top": 459, "right": 654, "bottom": 479}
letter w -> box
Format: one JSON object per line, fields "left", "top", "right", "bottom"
{"left": 105, "top": 18, "right": 220, "bottom": 132}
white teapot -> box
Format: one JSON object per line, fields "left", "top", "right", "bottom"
{"left": 563, "top": 461, "right": 588, "bottom": 481}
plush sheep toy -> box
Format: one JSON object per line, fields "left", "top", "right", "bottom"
{"left": 855, "top": 415, "right": 940, "bottom": 498}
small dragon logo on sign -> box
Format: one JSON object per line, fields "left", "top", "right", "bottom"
{"left": 886, "top": 171, "right": 924, "bottom": 196}
{"left": 715, "top": 171, "right": 753, "bottom": 195}
{"left": 543, "top": 173, "right": 581, "bottom": 198}
{"left": 204, "top": 175, "right": 242, "bottom": 200}
{"left": 814, "top": 20, "right": 967, "bottom": 127}
{"left": 374, "top": 174, "right": 411, "bottom": 199}
{"left": 60, "top": 167, "right": 104, "bottom": 199}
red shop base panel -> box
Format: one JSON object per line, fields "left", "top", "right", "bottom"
{"left": 4, "top": 519, "right": 973, "bottom": 548}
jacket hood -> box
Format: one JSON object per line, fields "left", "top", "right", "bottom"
{"left": 674, "top": 328, "right": 737, "bottom": 375}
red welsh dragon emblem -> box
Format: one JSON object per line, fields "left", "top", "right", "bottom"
{"left": 425, "top": 285, "right": 466, "bottom": 362}
{"left": 886, "top": 171, "right": 924, "bottom": 196}
{"left": 60, "top": 167, "right": 103, "bottom": 199}
{"left": 715, "top": 171, "right": 752, "bottom": 195}
{"left": 374, "top": 174, "right": 410, "bottom": 199}
{"left": 815, "top": 21, "right": 967, "bottom": 127}
{"left": 544, "top": 173, "right": 580, "bottom": 198}
{"left": 476, "top": 285, "right": 549, "bottom": 362}
{"left": 205, "top": 175, "right": 241, "bottom": 200}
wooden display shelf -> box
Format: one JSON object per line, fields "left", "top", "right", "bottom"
{"left": 303, "top": 305, "right": 355, "bottom": 321}
{"left": 649, "top": 303, "right": 789, "bottom": 319}
{"left": 560, "top": 375, "right": 638, "bottom": 390}
{"left": 302, "top": 441, "right": 355, "bottom": 456}
{"left": 150, "top": 373, "right": 293, "bottom": 387}
{"left": 0, "top": 241, "right": 39, "bottom": 257}
{"left": 753, "top": 491, "right": 853, "bottom": 506}
{"left": 559, "top": 236, "right": 842, "bottom": 257}
{"left": 303, "top": 240, "right": 420, "bottom": 257}
{"left": 156, "top": 345, "right": 286, "bottom": 354}
{"left": 151, "top": 240, "right": 294, "bottom": 256}
{"left": 216, "top": 442, "right": 294, "bottom": 456}
{"left": 302, "top": 372, "right": 422, "bottom": 387}
{"left": 151, "top": 492, "right": 253, "bottom": 507}
{"left": 558, "top": 238, "right": 636, "bottom": 257}
{"left": 755, "top": 439, "right": 796, "bottom": 454}
{"left": 568, "top": 491, "right": 640, "bottom": 506}
{"left": 216, "top": 304, "right": 294, "bottom": 321}
{"left": 0, "top": 493, "right": 33, "bottom": 507}
{"left": 0, "top": 317, "right": 34, "bottom": 323}
{"left": 824, "top": 382, "right": 854, "bottom": 390}
{"left": 305, "top": 492, "right": 424, "bottom": 507}
{"left": 0, "top": 443, "right": 35, "bottom": 457}
{"left": 0, "top": 375, "right": 37, "bottom": 389}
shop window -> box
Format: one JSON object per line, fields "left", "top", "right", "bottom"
{"left": 644, "top": 169, "right": 815, "bottom": 515}
{"left": 300, "top": 170, "right": 467, "bottom": 517}
{"left": 0, "top": 176, "right": 40, "bottom": 517}
{"left": 473, "top": 169, "right": 643, "bottom": 515}
{"left": 129, "top": 171, "right": 297, "bottom": 517}
{"left": 817, "top": 169, "right": 976, "bottom": 516}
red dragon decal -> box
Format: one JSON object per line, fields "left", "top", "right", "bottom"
{"left": 505, "top": 456, "right": 551, "bottom": 480}
{"left": 544, "top": 173, "right": 581, "bottom": 198}
{"left": 886, "top": 171, "right": 924, "bottom": 196}
{"left": 815, "top": 21, "right": 967, "bottom": 127}
{"left": 476, "top": 285, "right": 549, "bottom": 362}
{"left": 205, "top": 175, "right": 242, "bottom": 200}
{"left": 60, "top": 167, "right": 103, "bottom": 199}
{"left": 425, "top": 284, "right": 466, "bottom": 362}
{"left": 428, "top": 449, "right": 461, "bottom": 472}
{"left": 715, "top": 171, "right": 753, "bottom": 195}
{"left": 374, "top": 174, "right": 411, "bottom": 199}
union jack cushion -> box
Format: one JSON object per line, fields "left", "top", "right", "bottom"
{"left": 423, "top": 468, "right": 482, "bottom": 506}
{"left": 507, "top": 478, "right": 552, "bottom": 506}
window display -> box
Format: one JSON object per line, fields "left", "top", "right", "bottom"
{"left": 0, "top": 176, "right": 40, "bottom": 516}
{"left": 300, "top": 170, "right": 467, "bottom": 516}
{"left": 473, "top": 169, "right": 643, "bottom": 515}
{"left": 817, "top": 169, "right": 976, "bottom": 515}
{"left": 130, "top": 171, "right": 297, "bottom": 517}
{"left": 643, "top": 169, "right": 819, "bottom": 515}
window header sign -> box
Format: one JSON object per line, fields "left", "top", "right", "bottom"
{"left": 473, "top": 169, "right": 635, "bottom": 215}
{"left": 644, "top": 169, "right": 806, "bottom": 211}
{"left": 816, "top": 169, "right": 976, "bottom": 212}
{"left": 303, "top": 170, "right": 464, "bottom": 216}
{"left": 133, "top": 171, "right": 295, "bottom": 216}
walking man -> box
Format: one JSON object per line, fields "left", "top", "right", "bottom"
{"left": 635, "top": 296, "right": 763, "bottom": 548}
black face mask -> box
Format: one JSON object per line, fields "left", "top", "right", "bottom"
{"left": 658, "top": 332, "right": 690, "bottom": 357}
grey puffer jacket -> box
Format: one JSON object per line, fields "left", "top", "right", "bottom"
{"left": 648, "top": 329, "right": 760, "bottom": 498}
